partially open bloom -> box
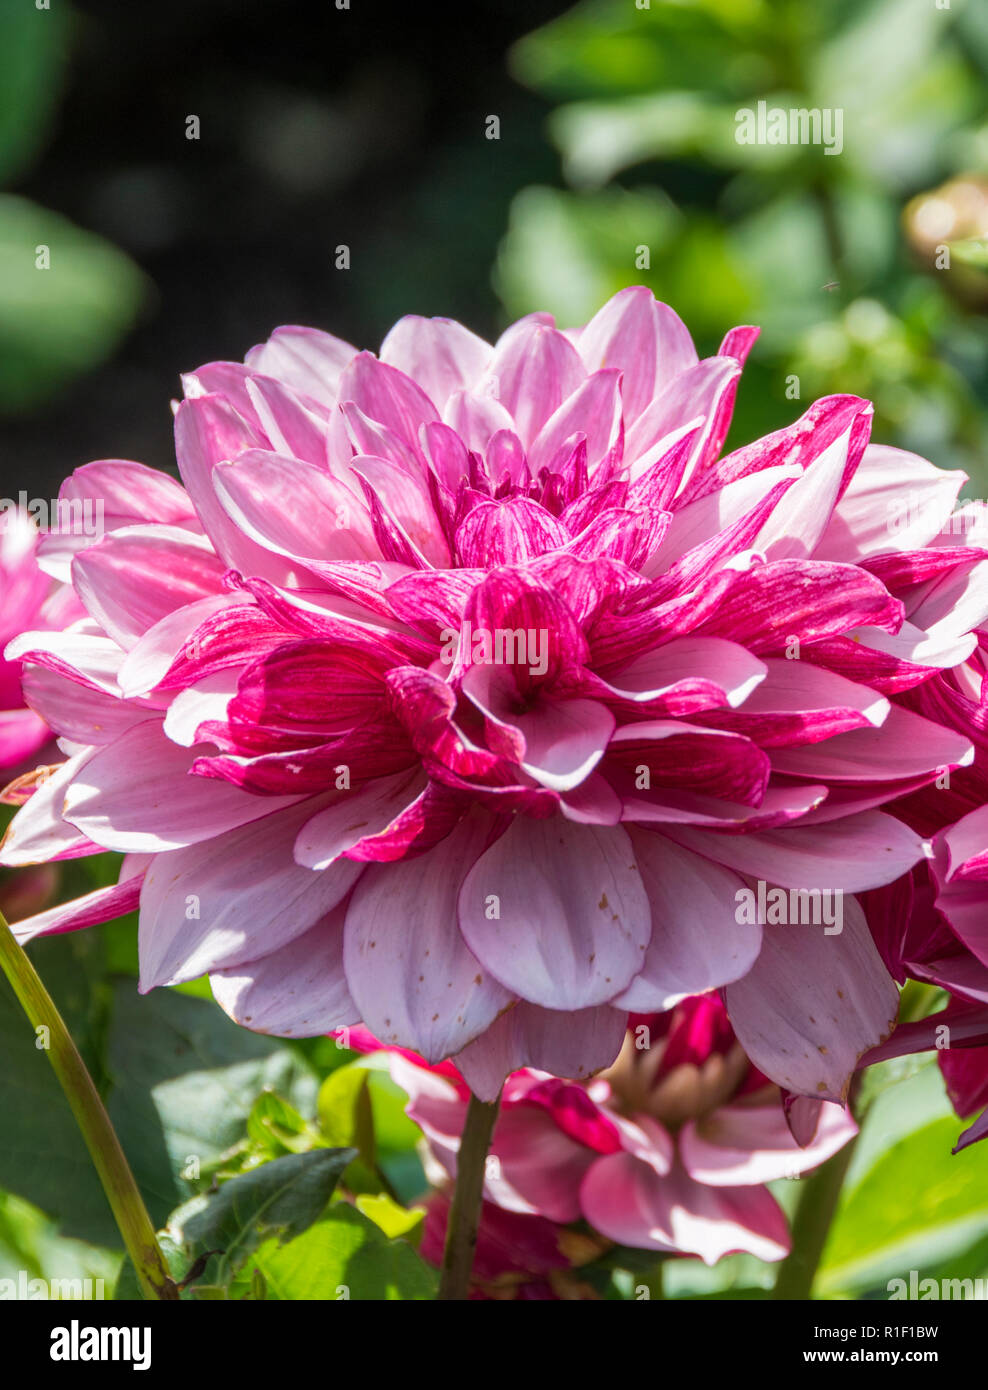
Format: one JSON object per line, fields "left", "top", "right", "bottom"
{"left": 417, "top": 1193, "right": 598, "bottom": 1300}
{"left": 3, "top": 288, "right": 986, "bottom": 1097}
{"left": 856, "top": 576, "right": 988, "bottom": 1149}
{"left": 353, "top": 995, "right": 856, "bottom": 1264}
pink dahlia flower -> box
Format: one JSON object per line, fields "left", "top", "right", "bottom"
{"left": 2, "top": 288, "right": 985, "bottom": 1097}
{"left": 417, "top": 1193, "right": 597, "bottom": 1300}
{"left": 0, "top": 509, "right": 78, "bottom": 771}
{"left": 351, "top": 995, "right": 856, "bottom": 1265}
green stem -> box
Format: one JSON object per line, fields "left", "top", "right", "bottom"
{"left": 0, "top": 911, "right": 178, "bottom": 1300}
{"left": 771, "top": 1136, "right": 857, "bottom": 1300}
{"left": 437, "top": 1089, "right": 501, "bottom": 1301}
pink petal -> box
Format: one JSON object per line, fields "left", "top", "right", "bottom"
{"left": 574, "top": 287, "right": 697, "bottom": 422}
{"left": 243, "top": 325, "right": 357, "bottom": 405}
{"left": 815, "top": 444, "right": 966, "bottom": 560}
{"left": 725, "top": 895, "right": 899, "bottom": 1101}
{"left": 342, "top": 813, "right": 514, "bottom": 1060}
{"left": 173, "top": 395, "right": 294, "bottom": 582}
{"left": 770, "top": 702, "right": 973, "bottom": 781}
{"left": 665, "top": 810, "right": 925, "bottom": 893}
{"left": 36, "top": 459, "right": 198, "bottom": 582}
{"left": 458, "top": 818, "right": 651, "bottom": 1009}
{"left": 293, "top": 769, "right": 428, "bottom": 869}
{"left": 62, "top": 719, "right": 302, "bottom": 852}
{"left": 214, "top": 450, "right": 379, "bottom": 567}
{"left": 379, "top": 315, "right": 492, "bottom": 409}
{"left": 0, "top": 752, "right": 97, "bottom": 866}
{"left": 486, "top": 321, "right": 586, "bottom": 448}
{"left": 579, "top": 1153, "right": 790, "bottom": 1262}
{"left": 528, "top": 369, "right": 624, "bottom": 475}
{"left": 612, "top": 831, "right": 761, "bottom": 1010}
{"left": 139, "top": 795, "right": 362, "bottom": 987}
{"left": 11, "top": 870, "right": 146, "bottom": 945}
{"left": 486, "top": 1104, "right": 596, "bottom": 1222}
{"left": 336, "top": 351, "right": 440, "bottom": 450}
{"left": 210, "top": 903, "right": 358, "bottom": 1036}
{"left": 71, "top": 525, "right": 226, "bottom": 649}
{"left": 680, "top": 1100, "right": 856, "bottom": 1185}
{"left": 245, "top": 375, "right": 331, "bottom": 467}
{"left": 454, "top": 1001, "right": 627, "bottom": 1101}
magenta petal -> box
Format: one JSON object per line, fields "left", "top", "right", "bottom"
{"left": 9, "top": 869, "right": 146, "bottom": 946}
{"left": 487, "top": 1105, "right": 596, "bottom": 1222}
{"left": 458, "top": 818, "right": 651, "bottom": 1009}
{"left": 0, "top": 707, "right": 50, "bottom": 768}
{"left": 954, "top": 1107, "right": 988, "bottom": 1153}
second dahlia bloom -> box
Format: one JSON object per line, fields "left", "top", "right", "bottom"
{"left": 354, "top": 997, "right": 856, "bottom": 1265}
{"left": 2, "top": 288, "right": 984, "bottom": 1096}
{"left": 0, "top": 508, "right": 77, "bottom": 770}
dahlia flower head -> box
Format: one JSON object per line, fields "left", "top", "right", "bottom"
{"left": 3, "top": 287, "right": 987, "bottom": 1102}
{"left": 0, "top": 508, "right": 77, "bottom": 770}
{"left": 353, "top": 995, "right": 856, "bottom": 1265}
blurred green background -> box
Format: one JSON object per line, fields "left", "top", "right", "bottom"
{"left": 0, "top": 0, "right": 986, "bottom": 1299}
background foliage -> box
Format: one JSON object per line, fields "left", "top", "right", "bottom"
{"left": 0, "top": 0, "right": 986, "bottom": 1299}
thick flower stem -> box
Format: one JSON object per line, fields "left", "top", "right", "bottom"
{"left": 0, "top": 912, "right": 178, "bottom": 1300}
{"left": 437, "top": 1089, "right": 501, "bottom": 1301}
{"left": 770, "top": 1137, "right": 857, "bottom": 1300}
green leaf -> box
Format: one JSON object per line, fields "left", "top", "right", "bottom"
{"left": 951, "top": 237, "right": 988, "bottom": 269}
{"left": 170, "top": 1147, "right": 356, "bottom": 1285}
{"left": 0, "top": 933, "right": 120, "bottom": 1245}
{"left": 355, "top": 1193, "right": 424, "bottom": 1244}
{"left": 227, "top": 1205, "right": 437, "bottom": 1301}
{"left": 0, "top": 936, "right": 321, "bottom": 1247}
{"left": 317, "top": 1063, "right": 376, "bottom": 1166}
{"left": 104, "top": 981, "right": 321, "bottom": 1232}
{"left": 0, "top": 2, "right": 68, "bottom": 183}
{"left": 0, "top": 1190, "right": 121, "bottom": 1298}
{"left": 818, "top": 1067, "right": 988, "bottom": 1294}
{"left": 246, "top": 1091, "right": 315, "bottom": 1157}
{"left": 0, "top": 195, "right": 146, "bottom": 413}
